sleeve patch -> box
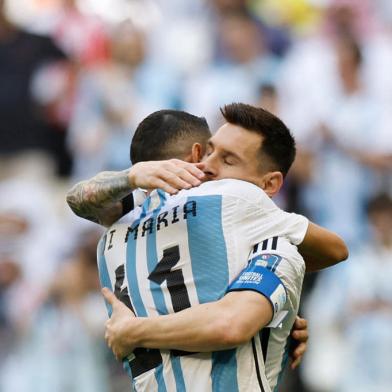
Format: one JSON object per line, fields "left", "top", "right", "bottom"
{"left": 227, "top": 254, "right": 287, "bottom": 319}
{"left": 249, "top": 252, "right": 283, "bottom": 272}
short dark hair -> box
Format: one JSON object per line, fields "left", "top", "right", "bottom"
{"left": 130, "top": 110, "right": 211, "bottom": 164}
{"left": 220, "top": 103, "right": 296, "bottom": 176}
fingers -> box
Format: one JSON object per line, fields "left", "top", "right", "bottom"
{"left": 194, "top": 162, "right": 206, "bottom": 171}
{"left": 163, "top": 160, "right": 204, "bottom": 186}
{"left": 293, "top": 342, "right": 307, "bottom": 359}
{"left": 102, "top": 287, "right": 117, "bottom": 306}
{"left": 291, "top": 356, "right": 301, "bottom": 370}
{"left": 104, "top": 320, "right": 110, "bottom": 343}
{"left": 105, "top": 322, "right": 128, "bottom": 362}
{"left": 174, "top": 167, "right": 203, "bottom": 187}
{"left": 131, "top": 160, "right": 205, "bottom": 193}
{"left": 293, "top": 316, "right": 308, "bottom": 330}
{"left": 291, "top": 342, "right": 307, "bottom": 370}
{"left": 151, "top": 179, "right": 179, "bottom": 195}
{"left": 159, "top": 169, "right": 194, "bottom": 190}
{"left": 105, "top": 334, "right": 122, "bottom": 361}
{"left": 292, "top": 316, "right": 308, "bottom": 343}
{"left": 171, "top": 160, "right": 205, "bottom": 181}
{"left": 153, "top": 161, "right": 204, "bottom": 193}
{"left": 290, "top": 316, "right": 308, "bottom": 370}
{"left": 291, "top": 328, "right": 308, "bottom": 343}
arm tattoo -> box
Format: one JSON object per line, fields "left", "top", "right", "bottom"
{"left": 66, "top": 170, "right": 132, "bottom": 226}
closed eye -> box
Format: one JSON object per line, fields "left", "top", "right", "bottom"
{"left": 205, "top": 143, "right": 214, "bottom": 157}
{"left": 223, "top": 157, "right": 235, "bottom": 165}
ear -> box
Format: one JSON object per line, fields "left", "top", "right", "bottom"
{"left": 259, "top": 171, "right": 283, "bottom": 197}
{"left": 190, "top": 142, "right": 203, "bottom": 163}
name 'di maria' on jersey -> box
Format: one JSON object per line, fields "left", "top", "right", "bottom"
{"left": 124, "top": 200, "right": 198, "bottom": 242}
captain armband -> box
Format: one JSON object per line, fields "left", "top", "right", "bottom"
{"left": 227, "top": 254, "right": 287, "bottom": 322}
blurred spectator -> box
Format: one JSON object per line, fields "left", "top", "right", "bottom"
{"left": 17, "top": 0, "right": 109, "bottom": 66}
{"left": 0, "top": 0, "right": 73, "bottom": 177}
{"left": 279, "top": 9, "right": 392, "bottom": 245}
{"left": 212, "top": 0, "right": 292, "bottom": 57}
{"left": 306, "top": 33, "right": 391, "bottom": 245}
{"left": 210, "top": 0, "right": 247, "bottom": 13}
{"left": 251, "top": 0, "right": 320, "bottom": 47}
{"left": 31, "top": 0, "right": 110, "bottom": 135}
{"left": 303, "top": 193, "right": 392, "bottom": 392}
{"left": 255, "top": 83, "right": 313, "bottom": 216}
{"left": 257, "top": 84, "right": 280, "bottom": 115}
{"left": 258, "top": 0, "right": 320, "bottom": 28}
{"left": 184, "top": 10, "right": 281, "bottom": 129}
{"left": 68, "top": 21, "right": 180, "bottom": 179}
{"left": 0, "top": 178, "right": 65, "bottom": 289}
{"left": 0, "top": 229, "right": 110, "bottom": 392}
{"left": 146, "top": 0, "right": 212, "bottom": 75}
{"left": 323, "top": 1, "right": 375, "bottom": 40}
{"left": 50, "top": 0, "right": 109, "bottom": 67}
{"left": 0, "top": 177, "right": 69, "bottom": 388}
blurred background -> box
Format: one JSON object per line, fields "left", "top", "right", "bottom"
{"left": 1, "top": 0, "right": 392, "bottom": 391}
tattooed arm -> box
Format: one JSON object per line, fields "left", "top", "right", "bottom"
{"left": 66, "top": 170, "right": 132, "bottom": 227}
{"left": 66, "top": 160, "right": 205, "bottom": 227}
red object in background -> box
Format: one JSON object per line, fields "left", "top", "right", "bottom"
{"left": 53, "top": 6, "right": 109, "bottom": 66}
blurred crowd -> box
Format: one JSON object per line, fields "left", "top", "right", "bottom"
{"left": 1, "top": 0, "right": 392, "bottom": 391}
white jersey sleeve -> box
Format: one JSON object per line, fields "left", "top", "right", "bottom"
{"left": 190, "top": 180, "right": 307, "bottom": 279}
{"left": 181, "top": 179, "right": 309, "bottom": 247}
{"left": 244, "top": 236, "right": 305, "bottom": 391}
{"left": 231, "top": 190, "right": 308, "bottom": 249}
{"left": 278, "top": 211, "right": 309, "bottom": 246}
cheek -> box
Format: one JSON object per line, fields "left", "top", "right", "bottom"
{"left": 215, "top": 166, "right": 243, "bottom": 180}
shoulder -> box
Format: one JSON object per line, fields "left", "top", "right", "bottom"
{"left": 252, "top": 237, "right": 305, "bottom": 290}
{"left": 182, "top": 179, "right": 274, "bottom": 207}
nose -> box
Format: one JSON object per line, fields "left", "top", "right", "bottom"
{"left": 200, "top": 154, "right": 218, "bottom": 179}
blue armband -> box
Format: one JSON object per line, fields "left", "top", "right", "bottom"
{"left": 227, "top": 254, "right": 287, "bottom": 318}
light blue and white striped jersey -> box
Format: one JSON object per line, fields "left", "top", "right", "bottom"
{"left": 97, "top": 179, "right": 307, "bottom": 392}
{"left": 243, "top": 237, "right": 305, "bottom": 392}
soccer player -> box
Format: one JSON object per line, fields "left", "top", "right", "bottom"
{"left": 67, "top": 105, "right": 347, "bottom": 391}
{"left": 98, "top": 105, "right": 307, "bottom": 391}
{"left": 65, "top": 108, "right": 335, "bottom": 368}
{"left": 67, "top": 110, "right": 347, "bottom": 271}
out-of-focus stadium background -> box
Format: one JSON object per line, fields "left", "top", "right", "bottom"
{"left": 1, "top": 0, "right": 392, "bottom": 391}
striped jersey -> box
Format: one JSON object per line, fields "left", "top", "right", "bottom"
{"left": 241, "top": 237, "right": 305, "bottom": 391}
{"left": 97, "top": 179, "right": 307, "bottom": 391}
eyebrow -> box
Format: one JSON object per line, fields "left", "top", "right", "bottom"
{"left": 207, "top": 140, "right": 243, "bottom": 162}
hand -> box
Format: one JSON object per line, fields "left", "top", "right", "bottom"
{"left": 128, "top": 159, "right": 205, "bottom": 194}
{"left": 102, "top": 287, "right": 140, "bottom": 361}
{"left": 290, "top": 316, "right": 308, "bottom": 369}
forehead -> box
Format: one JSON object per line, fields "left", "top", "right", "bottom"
{"left": 209, "top": 123, "right": 262, "bottom": 155}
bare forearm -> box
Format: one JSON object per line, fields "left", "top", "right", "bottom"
{"left": 300, "top": 222, "right": 349, "bottom": 272}
{"left": 103, "top": 290, "right": 272, "bottom": 359}
{"left": 133, "top": 292, "right": 271, "bottom": 352}
{"left": 66, "top": 160, "right": 205, "bottom": 227}
{"left": 136, "top": 303, "right": 234, "bottom": 352}
{"left": 66, "top": 170, "right": 132, "bottom": 227}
